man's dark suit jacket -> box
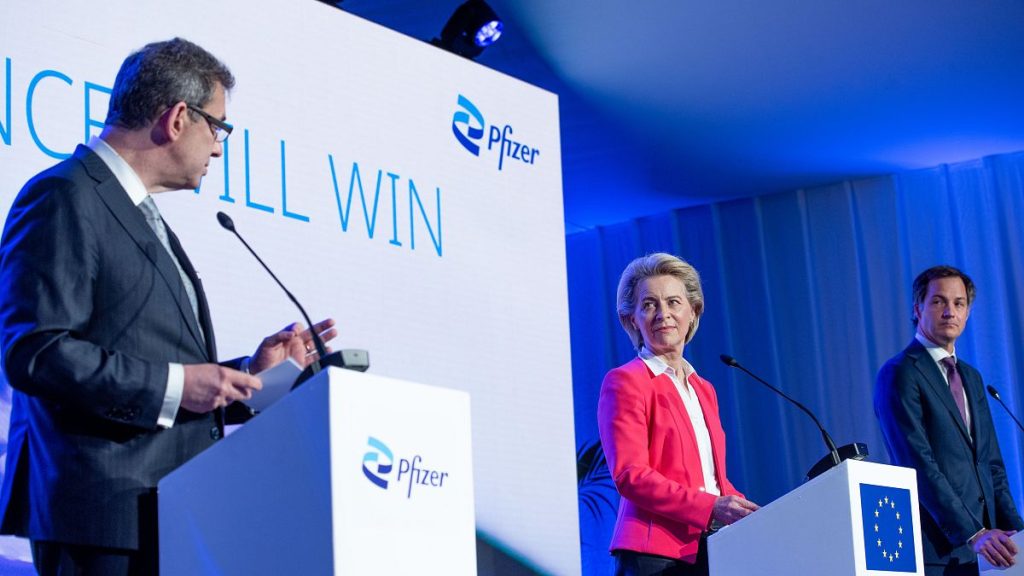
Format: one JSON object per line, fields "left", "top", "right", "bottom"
{"left": 0, "top": 145, "right": 228, "bottom": 550}
{"left": 875, "top": 338, "right": 1024, "bottom": 569}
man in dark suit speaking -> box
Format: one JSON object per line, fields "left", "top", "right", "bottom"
{"left": 875, "top": 265, "right": 1022, "bottom": 576}
{"left": 0, "top": 38, "right": 335, "bottom": 575}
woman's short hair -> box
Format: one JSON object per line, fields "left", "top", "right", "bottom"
{"left": 616, "top": 253, "right": 704, "bottom": 349}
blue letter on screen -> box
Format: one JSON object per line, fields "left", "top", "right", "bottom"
{"left": 27, "top": 69, "right": 73, "bottom": 159}
{"left": 387, "top": 171, "right": 402, "bottom": 247}
{"left": 328, "top": 158, "right": 383, "bottom": 238}
{"left": 280, "top": 140, "right": 309, "bottom": 222}
{"left": 83, "top": 81, "right": 110, "bottom": 143}
{"left": 243, "top": 129, "right": 274, "bottom": 213}
{"left": 408, "top": 180, "right": 442, "bottom": 257}
{"left": 219, "top": 138, "right": 235, "bottom": 203}
{"left": 1, "top": 58, "right": 11, "bottom": 146}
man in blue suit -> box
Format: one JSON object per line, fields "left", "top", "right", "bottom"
{"left": 0, "top": 38, "right": 335, "bottom": 575}
{"left": 875, "top": 265, "right": 1022, "bottom": 575}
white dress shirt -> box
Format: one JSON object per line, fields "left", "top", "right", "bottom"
{"left": 915, "top": 331, "right": 971, "bottom": 432}
{"left": 639, "top": 347, "right": 721, "bottom": 496}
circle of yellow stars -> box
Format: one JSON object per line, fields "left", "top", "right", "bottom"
{"left": 874, "top": 495, "right": 905, "bottom": 563}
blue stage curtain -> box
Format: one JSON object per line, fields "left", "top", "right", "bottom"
{"left": 570, "top": 151, "right": 1024, "bottom": 575}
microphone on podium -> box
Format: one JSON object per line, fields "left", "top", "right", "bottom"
{"left": 719, "top": 354, "right": 867, "bottom": 480}
{"left": 216, "top": 211, "right": 369, "bottom": 387}
{"left": 987, "top": 385, "right": 1024, "bottom": 435}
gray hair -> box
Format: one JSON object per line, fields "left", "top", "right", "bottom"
{"left": 105, "top": 37, "right": 235, "bottom": 129}
{"left": 616, "top": 252, "right": 705, "bottom": 349}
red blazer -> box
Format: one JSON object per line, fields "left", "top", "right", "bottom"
{"left": 598, "top": 357, "right": 743, "bottom": 563}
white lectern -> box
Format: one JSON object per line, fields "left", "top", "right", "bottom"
{"left": 158, "top": 367, "right": 477, "bottom": 575}
{"left": 709, "top": 459, "right": 924, "bottom": 575}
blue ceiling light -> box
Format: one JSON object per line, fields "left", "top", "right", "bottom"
{"left": 432, "top": 0, "right": 504, "bottom": 60}
{"left": 474, "top": 19, "right": 503, "bottom": 48}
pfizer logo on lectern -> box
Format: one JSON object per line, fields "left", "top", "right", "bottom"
{"left": 361, "top": 436, "right": 452, "bottom": 499}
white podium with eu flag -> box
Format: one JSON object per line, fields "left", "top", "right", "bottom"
{"left": 157, "top": 367, "right": 477, "bottom": 575}
{"left": 709, "top": 459, "right": 924, "bottom": 575}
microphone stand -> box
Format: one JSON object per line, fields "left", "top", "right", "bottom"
{"left": 720, "top": 354, "right": 868, "bottom": 480}
{"left": 216, "top": 211, "right": 369, "bottom": 389}
{"left": 988, "top": 385, "right": 1024, "bottom": 434}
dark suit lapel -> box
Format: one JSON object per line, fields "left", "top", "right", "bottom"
{"left": 958, "top": 363, "right": 984, "bottom": 441}
{"left": 907, "top": 340, "right": 973, "bottom": 445}
{"left": 76, "top": 146, "right": 209, "bottom": 359}
{"left": 165, "top": 225, "right": 217, "bottom": 361}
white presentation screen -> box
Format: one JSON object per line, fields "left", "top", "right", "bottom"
{"left": 0, "top": 1, "right": 579, "bottom": 574}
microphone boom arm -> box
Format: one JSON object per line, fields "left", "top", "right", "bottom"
{"left": 988, "top": 385, "right": 1024, "bottom": 434}
{"left": 718, "top": 354, "right": 868, "bottom": 480}
{"left": 216, "top": 211, "right": 369, "bottom": 389}
{"left": 224, "top": 226, "right": 326, "bottom": 370}
{"left": 721, "top": 355, "right": 840, "bottom": 467}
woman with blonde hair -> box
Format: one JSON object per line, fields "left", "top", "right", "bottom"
{"left": 598, "top": 253, "right": 758, "bottom": 576}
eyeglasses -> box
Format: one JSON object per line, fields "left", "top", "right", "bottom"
{"left": 186, "top": 104, "right": 233, "bottom": 143}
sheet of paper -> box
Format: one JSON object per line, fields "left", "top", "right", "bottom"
{"left": 980, "top": 530, "right": 1024, "bottom": 575}
{"left": 244, "top": 358, "right": 303, "bottom": 412}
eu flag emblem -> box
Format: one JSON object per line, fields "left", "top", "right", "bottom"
{"left": 860, "top": 484, "right": 916, "bottom": 572}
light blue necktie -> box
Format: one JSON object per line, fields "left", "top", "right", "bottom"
{"left": 138, "top": 196, "right": 205, "bottom": 344}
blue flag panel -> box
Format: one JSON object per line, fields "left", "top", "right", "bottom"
{"left": 860, "top": 483, "right": 916, "bottom": 572}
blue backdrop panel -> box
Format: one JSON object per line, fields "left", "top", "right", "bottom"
{"left": 569, "top": 150, "right": 1024, "bottom": 576}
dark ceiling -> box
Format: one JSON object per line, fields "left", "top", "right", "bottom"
{"left": 336, "top": 0, "right": 1024, "bottom": 233}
